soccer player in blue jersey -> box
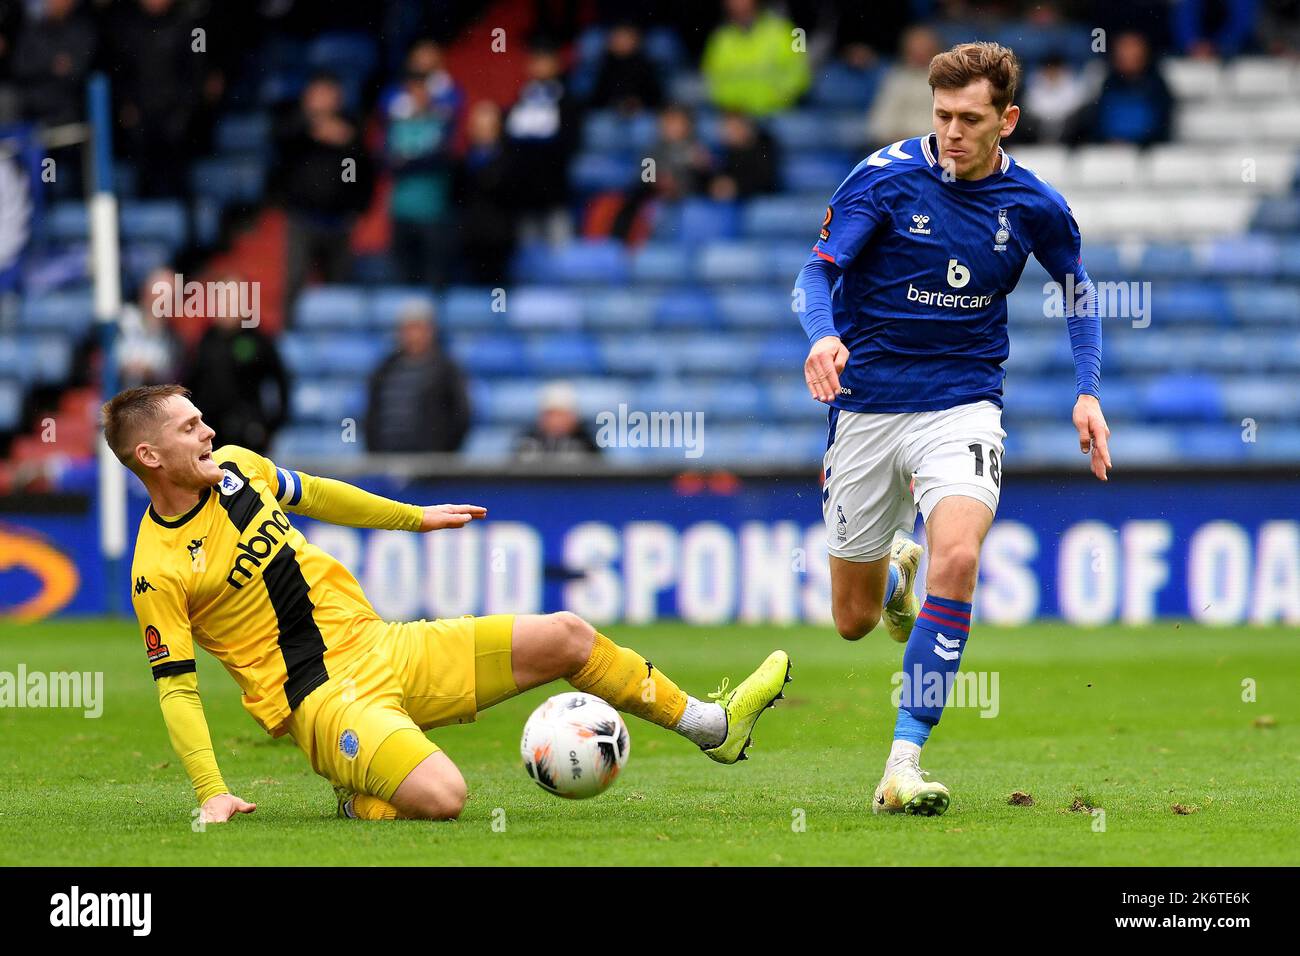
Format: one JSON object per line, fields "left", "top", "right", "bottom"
{"left": 794, "top": 42, "right": 1111, "bottom": 815}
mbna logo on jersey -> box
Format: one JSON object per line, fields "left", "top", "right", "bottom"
{"left": 993, "top": 208, "right": 1011, "bottom": 250}
{"left": 218, "top": 469, "right": 244, "bottom": 496}
{"left": 339, "top": 729, "right": 360, "bottom": 759}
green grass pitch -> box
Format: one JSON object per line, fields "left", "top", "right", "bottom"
{"left": 1, "top": 617, "right": 1296, "bottom": 866}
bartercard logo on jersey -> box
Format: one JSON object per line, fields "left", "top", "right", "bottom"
{"left": 218, "top": 469, "right": 244, "bottom": 496}
{"left": 226, "top": 509, "right": 292, "bottom": 589}
{"left": 993, "top": 208, "right": 1012, "bottom": 251}
{"left": 909, "top": 213, "right": 931, "bottom": 235}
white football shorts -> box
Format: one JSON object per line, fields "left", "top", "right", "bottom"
{"left": 821, "top": 400, "right": 1006, "bottom": 562}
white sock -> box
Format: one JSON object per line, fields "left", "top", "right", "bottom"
{"left": 675, "top": 696, "right": 727, "bottom": 749}
{"left": 886, "top": 739, "right": 922, "bottom": 773}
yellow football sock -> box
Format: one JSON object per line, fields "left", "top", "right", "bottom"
{"left": 350, "top": 793, "right": 399, "bottom": 821}
{"left": 569, "top": 632, "right": 687, "bottom": 729}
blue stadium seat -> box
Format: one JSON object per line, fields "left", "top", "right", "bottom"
{"left": 45, "top": 202, "right": 88, "bottom": 242}
{"left": 654, "top": 288, "right": 715, "bottom": 328}
{"left": 809, "top": 62, "right": 882, "bottom": 109}
{"left": 1140, "top": 374, "right": 1225, "bottom": 421}
{"left": 120, "top": 201, "right": 188, "bottom": 248}
{"left": 570, "top": 152, "right": 636, "bottom": 192}
{"left": 1220, "top": 377, "right": 1300, "bottom": 419}
{"left": 630, "top": 243, "right": 689, "bottom": 283}
{"left": 1138, "top": 243, "right": 1196, "bottom": 278}
{"left": 680, "top": 199, "right": 740, "bottom": 242}
{"left": 781, "top": 153, "right": 854, "bottom": 192}
{"left": 272, "top": 424, "right": 364, "bottom": 460}
{"left": 582, "top": 111, "right": 658, "bottom": 152}
{"left": 1250, "top": 196, "right": 1300, "bottom": 232}
{"left": 696, "top": 242, "right": 767, "bottom": 282}
{"left": 191, "top": 156, "right": 267, "bottom": 205}
{"left": 1200, "top": 235, "right": 1280, "bottom": 277}
{"left": 462, "top": 426, "right": 517, "bottom": 459}
{"left": 515, "top": 241, "right": 629, "bottom": 284}
{"left": 741, "top": 195, "right": 824, "bottom": 237}
{"left": 507, "top": 288, "right": 584, "bottom": 329}
{"left": 441, "top": 288, "right": 500, "bottom": 330}
{"left": 0, "top": 378, "right": 21, "bottom": 430}
{"left": 305, "top": 333, "right": 388, "bottom": 376}
{"left": 471, "top": 380, "right": 540, "bottom": 426}
{"left": 19, "top": 289, "right": 93, "bottom": 333}
{"left": 214, "top": 113, "right": 272, "bottom": 154}
{"left": 525, "top": 333, "right": 603, "bottom": 375}
{"left": 1226, "top": 285, "right": 1300, "bottom": 324}
{"left": 674, "top": 333, "right": 756, "bottom": 373}
{"left": 599, "top": 335, "right": 670, "bottom": 376}
{"left": 583, "top": 289, "right": 655, "bottom": 329}
{"left": 367, "top": 287, "right": 438, "bottom": 328}
{"left": 755, "top": 332, "right": 806, "bottom": 372}
{"left": 1179, "top": 425, "right": 1249, "bottom": 461}
{"left": 716, "top": 289, "right": 789, "bottom": 328}
{"left": 294, "top": 287, "right": 367, "bottom": 329}
{"left": 448, "top": 334, "right": 528, "bottom": 377}
{"left": 290, "top": 378, "right": 367, "bottom": 424}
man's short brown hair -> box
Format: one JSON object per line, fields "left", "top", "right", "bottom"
{"left": 928, "top": 41, "right": 1021, "bottom": 113}
{"left": 101, "top": 384, "right": 190, "bottom": 473}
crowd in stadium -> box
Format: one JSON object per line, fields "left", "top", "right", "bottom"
{"left": 1, "top": 0, "right": 1299, "bottom": 491}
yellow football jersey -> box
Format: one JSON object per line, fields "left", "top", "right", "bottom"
{"left": 129, "top": 444, "right": 416, "bottom": 735}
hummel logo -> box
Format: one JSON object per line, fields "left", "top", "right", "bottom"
{"left": 933, "top": 632, "right": 961, "bottom": 661}
{"left": 134, "top": 576, "right": 156, "bottom": 596}
{"left": 909, "top": 214, "right": 932, "bottom": 235}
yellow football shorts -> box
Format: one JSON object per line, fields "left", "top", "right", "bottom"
{"left": 287, "top": 614, "right": 517, "bottom": 801}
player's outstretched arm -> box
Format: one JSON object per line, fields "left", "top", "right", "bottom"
{"left": 157, "top": 671, "right": 257, "bottom": 822}
{"left": 279, "top": 466, "right": 485, "bottom": 532}
{"left": 1073, "top": 394, "right": 1112, "bottom": 482}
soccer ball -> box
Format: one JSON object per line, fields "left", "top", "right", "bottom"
{"left": 520, "top": 692, "right": 630, "bottom": 799}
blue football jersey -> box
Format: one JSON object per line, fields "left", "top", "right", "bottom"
{"left": 811, "top": 133, "right": 1092, "bottom": 413}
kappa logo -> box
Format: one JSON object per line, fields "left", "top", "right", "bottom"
{"left": 909, "top": 213, "right": 932, "bottom": 235}
{"left": 933, "top": 633, "right": 961, "bottom": 661}
{"left": 133, "top": 576, "right": 156, "bottom": 596}
{"left": 218, "top": 469, "right": 244, "bottom": 496}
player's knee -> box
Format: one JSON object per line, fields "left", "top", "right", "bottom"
{"left": 409, "top": 772, "right": 467, "bottom": 821}
{"left": 550, "top": 611, "right": 595, "bottom": 673}
{"left": 930, "top": 544, "right": 980, "bottom": 594}
{"left": 834, "top": 605, "right": 880, "bottom": 641}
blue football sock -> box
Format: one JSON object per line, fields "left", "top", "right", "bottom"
{"left": 896, "top": 595, "right": 973, "bottom": 732}
{"left": 893, "top": 708, "right": 932, "bottom": 746}
{"left": 883, "top": 563, "right": 900, "bottom": 607}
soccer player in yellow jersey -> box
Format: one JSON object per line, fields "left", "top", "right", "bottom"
{"left": 103, "top": 385, "right": 791, "bottom": 822}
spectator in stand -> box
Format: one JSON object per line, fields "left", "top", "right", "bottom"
{"left": 505, "top": 42, "right": 580, "bottom": 244}
{"left": 116, "top": 267, "right": 182, "bottom": 389}
{"left": 10, "top": 0, "right": 94, "bottom": 127}
{"left": 650, "top": 104, "right": 713, "bottom": 201}
{"left": 514, "top": 381, "right": 601, "bottom": 461}
{"left": 1258, "top": 0, "right": 1300, "bottom": 55}
{"left": 701, "top": 0, "right": 809, "bottom": 117}
{"left": 184, "top": 276, "right": 290, "bottom": 455}
{"left": 276, "top": 73, "right": 375, "bottom": 321}
{"left": 1021, "top": 52, "right": 1089, "bottom": 144}
{"left": 709, "top": 111, "right": 779, "bottom": 200}
{"left": 108, "top": 0, "right": 218, "bottom": 200}
{"left": 0, "top": 0, "right": 26, "bottom": 122}
{"left": 365, "top": 300, "right": 470, "bottom": 453}
{"left": 453, "top": 100, "right": 516, "bottom": 284}
{"left": 1172, "top": 0, "right": 1259, "bottom": 59}
{"left": 1083, "top": 31, "right": 1173, "bottom": 146}
{"left": 384, "top": 39, "right": 462, "bottom": 288}
{"left": 867, "top": 24, "right": 943, "bottom": 147}
{"left": 589, "top": 20, "right": 663, "bottom": 113}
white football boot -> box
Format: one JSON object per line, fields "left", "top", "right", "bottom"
{"left": 872, "top": 750, "right": 951, "bottom": 816}
{"left": 883, "top": 533, "right": 923, "bottom": 644}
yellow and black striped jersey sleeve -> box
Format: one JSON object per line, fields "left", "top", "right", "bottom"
{"left": 129, "top": 567, "right": 195, "bottom": 681}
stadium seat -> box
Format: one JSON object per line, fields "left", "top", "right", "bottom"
{"left": 630, "top": 243, "right": 689, "bottom": 283}
{"left": 696, "top": 242, "right": 767, "bottom": 282}
{"left": 583, "top": 288, "right": 655, "bottom": 329}
{"left": 448, "top": 334, "right": 527, "bottom": 377}
{"left": 1140, "top": 374, "right": 1225, "bottom": 422}
{"left": 1161, "top": 58, "right": 1224, "bottom": 99}
{"left": 19, "top": 290, "right": 93, "bottom": 333}
{"left": 781, "top": 154, "right": 855, "bottom": 193}
{"left": 214, "top": 112, "right": 272, "bottom": 154}
{"left": 367, "top": 287, "right": 438, "bottom": 328}
{"left": 808, "top": 62, "right": 882, "bottom": 109}
{"left": 679, "top": 199, "right": 739, "bottom": 242}
{"left": 441, "top": 288, "right": 500, "bottom": 330}
{"left": 507, "top": 288, "right": 584, "bottom": 329}
{"left": 294, "top": 287, "right": 367, "bottom": 329}
{"left": 0, "top": 378, "right": 22, "bottom": 430}
{"left": 741, "top": 195, "right": 824, "bottom": 237}
{"left": 119, "top": 201, "right": 188, "bottom": 248}
{"left": 654, "top": 288, "right": 715, "bottom": 327}
{"left": 524, "top": 333, "right": 603, "bottom": 375}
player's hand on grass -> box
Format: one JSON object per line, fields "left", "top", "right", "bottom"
{"left": 1073, "top": 394, "right": 1111, "bottom": 482}
{"left": 419, "top": 504, "right": 487, "bottom": 532}
{"left": 805, "top": 336, "right": 849, "bottom": 403}
{"left": 200, "top": 793, "right": 256, "bottom": 823}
